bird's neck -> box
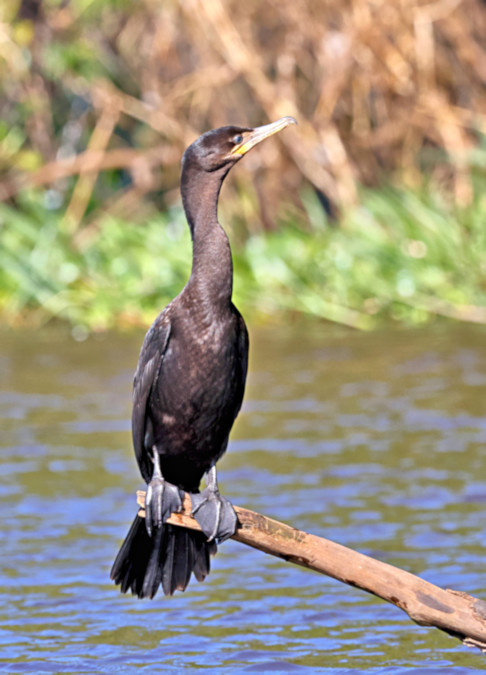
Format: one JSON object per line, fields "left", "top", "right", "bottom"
{"left": 181, "top": 166, "right": 234, "bottom": 306}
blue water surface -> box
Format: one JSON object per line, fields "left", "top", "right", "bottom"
{"left": 1, "top": 323, "right": 486, "bottom": 672}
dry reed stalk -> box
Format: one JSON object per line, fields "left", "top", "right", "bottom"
{"left": 2, "top": 0, "right": 486, "bottom": 216}
{"left": 62, "top": 102, "right": 121, "bottom": 235}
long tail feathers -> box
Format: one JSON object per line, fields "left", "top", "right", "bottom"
{"left": 110, "top": 513, "right": 217, "bottom": 599}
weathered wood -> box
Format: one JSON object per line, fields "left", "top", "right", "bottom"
{"left": 136, "top": 491, "right": 486, "bottom": 651}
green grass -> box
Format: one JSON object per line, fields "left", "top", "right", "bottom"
{"left": 1, "top": 178, "right": 486, "bottom": 333}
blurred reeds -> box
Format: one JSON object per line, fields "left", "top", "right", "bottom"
{"left": 1, "top": 0, "right": 486, "bottom": 330}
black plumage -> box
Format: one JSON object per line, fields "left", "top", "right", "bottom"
{"left": 111, "top": 116, "right": 296, "bottom": 598}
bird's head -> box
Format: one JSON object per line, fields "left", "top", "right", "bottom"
{"left": 182, "top": 116, "right": 297, "bottom": 174}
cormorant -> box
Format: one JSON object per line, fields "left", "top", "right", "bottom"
{"left": 111, "top": 116, "right": 297, "bottom": 598}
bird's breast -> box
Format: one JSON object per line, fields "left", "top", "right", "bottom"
{"left": 150, "top": 307, "right": 244, "bottom": 441}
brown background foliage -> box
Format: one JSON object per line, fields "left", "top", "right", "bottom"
{"left": 2, "top": 0, "right": 486, "bottom": 230}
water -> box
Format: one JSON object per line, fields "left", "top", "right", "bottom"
{"left": 1, "top": 322, "right": 486, "bottom": 672}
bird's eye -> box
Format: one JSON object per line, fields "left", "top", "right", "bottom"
{"left": 232, "top": 134, "right": 243, "bottom": 145}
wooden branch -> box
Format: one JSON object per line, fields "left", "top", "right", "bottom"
{"left": 136, "top": 491, "right": 486, "bottom": 651}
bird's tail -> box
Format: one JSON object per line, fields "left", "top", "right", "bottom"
{"left": 110, "top": 512, "right": 217, "bottom": 598}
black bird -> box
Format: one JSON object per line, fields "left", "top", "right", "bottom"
{"left": 111, "top": 116, "right": 296, "bottom": 598}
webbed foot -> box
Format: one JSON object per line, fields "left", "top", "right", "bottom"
{"left": 145, "top": 448, "right": 183, "bottom": 537}
{"left": 190, "top": 466, "right": 237, "bottom": 543}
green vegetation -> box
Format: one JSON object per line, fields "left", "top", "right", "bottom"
{"left": 2, "top": 176, "right": 485, "bottom": 333}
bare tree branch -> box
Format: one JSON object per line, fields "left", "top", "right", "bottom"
{"left": 136, "top": 491, "right": 486, "bottom": 652}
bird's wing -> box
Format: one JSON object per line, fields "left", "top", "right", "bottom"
{"left": 234, "top": 308, "right": 249, "bottom": 419}
{"left": 131, "top": 314, "right": 171, "bottom": 483}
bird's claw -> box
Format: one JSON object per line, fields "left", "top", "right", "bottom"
{"left": 191, "top": 488, "right": 237, "bottom": 543}
{"left": 145, "top": 477, "right": 183, "bottom": 537}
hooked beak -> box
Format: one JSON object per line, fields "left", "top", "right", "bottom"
{"left": 230, "top": 116, "right": 297, "bottom": 157}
